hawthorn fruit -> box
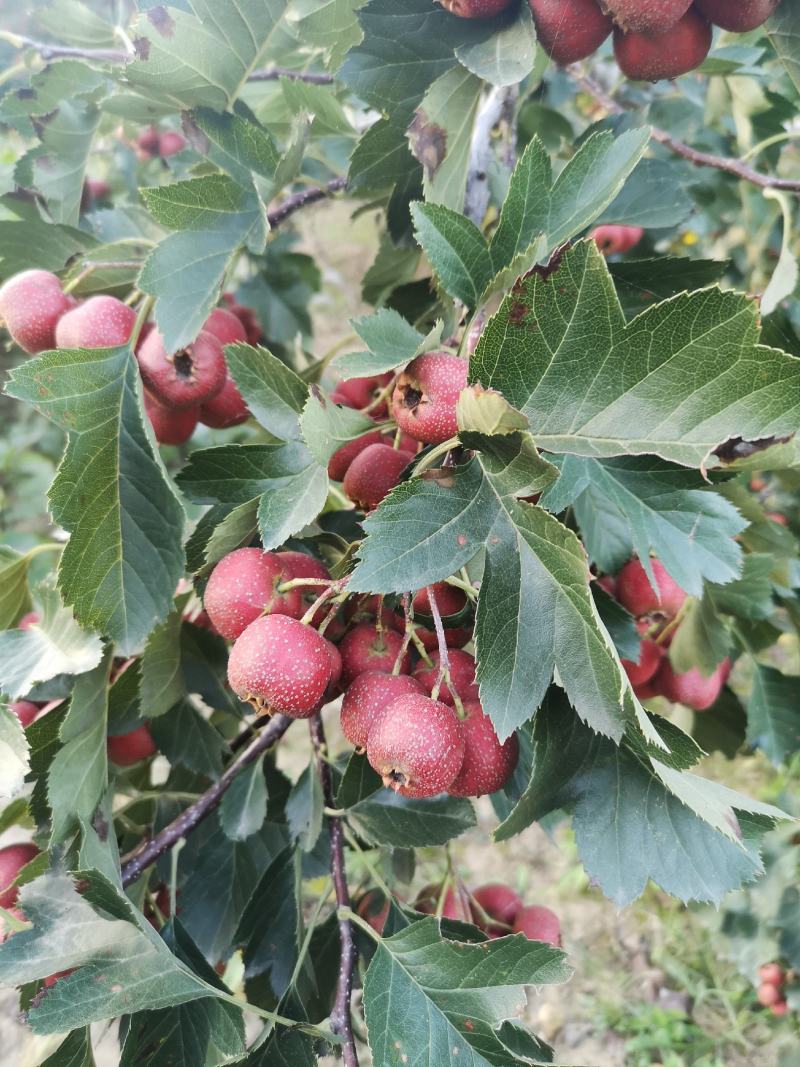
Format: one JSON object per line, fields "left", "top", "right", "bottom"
{"left": 621, "top": 623, "right": 664, "bottom": 686}
{"left": 223, "top": 293, "right": 263, "bottom": 344}
{"left": 391, "top": 352, "right": 468, "bottom": 444}
{"left": 340, "top": 670, "right": 425, "bottom": 750}
{"left": 143, "top": 391, "right": 199, "bottom": 445}
{"left": 472, "top": 883, "right": 522, "bottom": 935}
{"left": 136, "top": 328, "right": 227, "bottom": 410}
{"left": 342, "top": 443, "right": 415, "bottom": 511}
{"left": 592, "top": 224, "right": 645, "bottom": 255}
{"left": 528, "top": 0, "right": 614, "bottom": 64}
{"left": 339, "top": 621, "right": 410, "bottom": 685}
{"left": 0, "top": 843, "right": 40, "bottom": 908}
{"left": 616, "top": 557, "right": 686, "bottom": 618}
{"left": 439, "top": 0, "right": 516, "bottom": 17}
{"left": 279, "top": 550, "right": 332, "bottom": 625}
{"left": 414, "top": 882, "right": 473, "bottom": 921}
{"left": 413, "top": 649, "right": 479, "bottom": 706}
{"left": 203, "top": 547, "right": 302, "bottom": 641}
{"left": 614, "top": 8, "right": 712, "bottom": 81}
{"left": 654, "top": 657, "right": 731, "bottom": 710}
{"left": 331, "top": 373, "right": 392, "bottom": 417}
{"left": 10, "top": 701, "right": 39, "bottom": 728}
{"left": 448, "top": 702, "right": 519, "bottom": 797}
{"left": 513, "top": 904, "right": 562, "bottom": 946}
{"left": 412, "top": 581, "right": 467, "bottom": 618}
{"left": 356, "top": 888, "right": 390, "bottom": 934}
{"left": 327, "top": 429, "right": 384, "bottom": 481}
{"left": 0, "top": 269, "right": 74, "bottom": 354}
{"left": 602, "top": 0, "right": 692, "bottom": 34}
{"left": 199, "top": 376, "right": 249, "bottom": 428}
{"left": 758, "top": 962, "right": 785, "bottom": 986}
{"left": 55, "top": 295, "right": 136, "bottom": 349}
{"left": 694, "top": 0, "right": 779, "bottom": 32}
{"left": 366, "top": 693, "right": 465, "bottom": 797}
{"left": 107, "top": 724, "right": 158, "bottom": 766}
{"left": 159, "top": 130, "right": 186, "bottom": 157}
{"left": 757, "top": 982, "right": 781, "bottom": 1007}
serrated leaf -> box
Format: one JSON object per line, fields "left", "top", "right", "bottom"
{"left": 411, "top": 202, "right": 493, "bottom": 307}
{"left": 300, "top": 390, "right": 377, "bottom": 467}
{"left": 140, "top": 599, "right": 187, "bottom": 718}
{"left": 286, "top": 765, "right": 323, "bottom": 852}
{"left": 769, "top": 3, "right": 800, "bottom": 95}
{"left": 0, "top": 216, "right": 94, "bottom": 280}
{"left": 597, "top": 158, "right": 693, "bottom": 229}
{"left": 333, "top": 310, "right": 442, "bottom": 380}
{"left": 0, "top": 582, "right": 103, "bottom": 700}
{"left": 710, "top": 554, "right": 775, "bottom": 620}
{"left": 293, "top": 0, "right": 362, "bottom": 68}
{"left": 225, "top": 343, "right": 308, "bottom": 439}
{"left": 186, "top": 107, "right": 281, "bottom": 185}
{"left": 454, "top": 3, "right": 536, "bottom": 87}
{"left": 669, "top": 595, "right": 729, "bottom": 676}
{"left": 608, "top": 256, "right": 729, "bottom": 319}
{"left": 149, "top": 701, "right": 227, "bottom": 780}
{"left": 39, "top": 1028, "right": 95, "bottom": 1067}
{"left": 456, "top": 386, "right": 528, "bottom": 437}
{"left": 747, "top": 665, "right": 800, "bottom": 767}
{"left": 6, "top": 350, "right": 185, "bottom": 654}
{"left": 0, "top": 706, "right": 30, "bottom": 800}
{"left": 0, "top": 546, "right": 32, "bottom": 629}
{"left": 220, "top": 756, "right": 268, "bottom": 841}
{"left": 234, "top": 846, "right": 298, "bottom": 991}
{"left": 349, "top": 790, "right": 476, "bottom": 847}
{"left": 471, "top": 241, "right": 800, "bottom": 470}
{"left": 336, "top": 752, "right": 383, "bottom": 808}
{"left": 363, "top": 917, "right": 570, "bottom": 1067}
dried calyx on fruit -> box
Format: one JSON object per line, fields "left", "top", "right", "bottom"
{"left": 391, "top": 352, "right": 468, "bottom": 445}
{"left": 136, "top": 329, "right": 227, "bottom": 410}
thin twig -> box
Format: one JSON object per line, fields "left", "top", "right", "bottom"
{"left": 426, "top": 585, "right": 459, "bottom": 712}
{"left": 571, "top": 69, "right": 800, "bottom": 194}
{"left": 267, "top": 177, "right": 348, "bottom": 228}
{"left": 249, "top": 66, "right": 334, "bottom": 85}
{"left": 0, "top": 31, "right": 128, "bottom": 63}
{"left": 310, "top": 715, "right": 359, "bottom": 1067}
{"left": 120, "top": 715, "right": 291, "bottom": 887}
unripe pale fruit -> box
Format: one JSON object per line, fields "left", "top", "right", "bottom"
{"left": 448, "top": 702, "right": 519, "bottom": 797}
{"left": 654, "top": 657, "right": 731, "bottom": 711}
{"left": 592, "top": 224, "right": 645, "bottom": 255}
{"left": 159, "top": 130, "right": 186, "bottom": 157}
{"left": 757, "top": 982, "right": 781, "bottom": 1007}
{"left": 392, "top": 352, "right": 467, "bottom": 445}
{"left": 601, "top": 0, "right": 692, "bottom": 34}
{"left": 339, "top": 622, "right": 410, "bottom": 686}
{"left": 203, "top": 547, "right": 302, "bottom": 641}
{"left": 472, "top": 883, "right": 523, "bottom": 935}
{"left": 614, "top": 9, "right": 712, "bottom": 81}
{"left": 414, "top": 882, "right": 473, "bottom": 921}
{"left": 413, "top": 649, "right": 479, "bottom": 706}
{"left": 343, "top": 444, "right": 415, "bottom": 511}
{"left": 55, "top": 295, "right": 136, "bottom": 349}
{"left": 412, "top": 582, "right": 467, "bottom": 618}
{"left": 0, "top": 269, "right": 73, "bottom": 354}
{"left": 439, "top": 0, "right": 515, "bottom": 18}
{"left": 340, "top": 670, "right": 425, "bottom": 750}
{"left": 227, "top": 614, "right": 335, "bottom": 716}
{"left": 108, "top": 723, "right": 157, "bottom": 766}
{"left": 616, "top": 558, "right": 686, "bottom": 618}
{"left": 143, "top": 390, "right": 198, "bottom": 445}
{"left": 199, "top": 376, "right": 249, "bottom": 428}
{"left": 327, "top": 430, "right": 384, "bottom": 482}
{"left": 621, "top": 622, "right": 663, "bottom": 686}
{"left": 136, "top": 329, "right": 227, "bottom": 410}
{"left": 513, "top": 904, "right": 561, "bottom": 946}
{"left": 10, "top": 701, "right": 39, "bottom": 728}
{"left": 356, "top": 888, "right": 390, "bottom": 934}
{"left": 529, "top": 0, "right": 614, "bottom": 64}
{"left": 758, "top": 962, "right": 785, "bottom": 986}
{"left": 331, "top": 373, "right": 392, "bottom": 417}
{"left": 367, "top": 694, "right": 465, "bottom": 798}
{"left": 694, "top": 0, "right": 779, "bottom": 33}
{"left": 0, "top": 843, "right": 40, "bottom": 908}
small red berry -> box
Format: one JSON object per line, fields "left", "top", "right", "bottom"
{"left": 327, "top": 430, "right": 384, "bottom": 482}
{"left": 694, "top": 0, "right": 779, "bottom": 32}
{"left": 331, "top": 373, "right": 392, "bottom": 417}
{"left": 342, "top": 443, "right": 415, "bottom": 511}
{"left": 602, "top": 0, "right": 692, "bottom": 34}
{"left": 414, "top": 882, "right": 472, "bottom": 921}
{"left": 513, "top": 904, "right": 561, "bottom": 946}
{"left": 159, "top": 130, "right": 186, "bottom": 157}
{"left": 136, "top": 328, "right": 227, "bottom": 410}
{"left": 339, "top": 622, "right": 410, "bottom": 686}
{"left": 227, "top": 614, "right": 336, "bottom": 716}
{"left": 367, "top": 694, "right": 465, "bottom": 798}
{"left": 55, "top": 295, "right": 136, "bottom": 349}
{"left": 471, "top": 883, "right": 522, "bottom": 936}
{"left": 413, "top": 649, "right": 479, "bottom": 706}
{"left": 0, "top": 844, "right": 40, "bottom": 908}
{"left": 107, "top": 723, "right": 157, "bottom": 766}
{"left": 340, "top": 670, "right": 425, "bottom": 750}
{"left": 759, "top": 963, "right": 785, "bottom": 987}
{"left": 222, "top": 294, "right": 262, "bottom": 344}
{"left": 143, "top": 390, "right": 199, "bottom": 445}
{"left": 448, "top": 701, "right": 519, "bottom": 798}
{"left": 412, "top": 582, "right": 467, "bottom": 618}
{"left": 392, "top": 352, "right": 468, "bottom": 445}
{"left": 653, "top": 657, "right": 731, "bottom": 711}
{"left": 356, "top": 888, "right": 390, "bottom": 934}
{"left": 613, "top": 9, "right": 712, "bottom": 82}
{"left": 528, "top": 0, "right": 613, "bottom": 64}
{"left": 10, "top": 701, "right": 39, "bottom": 728}
{"left": 621, "top": 623, "right": 664, "bottom": 686}
{"left": 202, "top": 307, "right": 247, "bottom": 346}
{"left": 137, "top": 126, "right": 161, "bottom": 158}
{"left": 592, "top": 224, "right": 645, "bottom": 255}
{"left": 199, "top": 376, "right": 249, "bottom": 428}
{"left": 757, "top": 982, "right": 781, "bottom": 1007}
{"left": 596, "top": 574, "right": 618, "bottom": 598}
{"left": 413, "top": 622, "right": 474, "bottom": 652}
{"left": 203, "top": 548, "right": 302, "bottom": 641}
{"left": 616, "top": 558, "right": 686, "bottom": 618}
{"left": 0, "top": 269, "right": 73, "bottom": 354}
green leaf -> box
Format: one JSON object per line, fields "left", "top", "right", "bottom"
{"left": 0, "top": 215, "right": 94, "bottom": 281}
{"left": 149, "top": 701, "right": 227, "bottom": 781}
{"left": 286, "top": 765, "right": 324, "bottom": 852}
{"left": 139, "top": 176, "right": 268, "bottom": 354}
{"left": 710, "top": 554, "right": 775, "bottom": 620}
{"left": 409, "top": 66, "right": 483, "bottom": 210}
{"left": 769, "top": 2, "right": 800, "bottom": 95}
{"left": 6, "top": 349, "right": 185, "bottom": 654}
{"left": 471, "top": 241, "right": 800, "bottom": 470}
{"left": 225, "top": 342, "right": 309, "bottom": 440}
{"left": 0, "top": 705, "right": 30, "bottom": 801}
{"left": 411, "top": 202, "right": 493, "bottom": 307}
{"left": 608, "top": 257, "right": 729, "bottom": 319}
{"left": 300, "top": 390, "right": 378, "bottom": 467}
{"left": 597, "top": 158, "right": 693, "bottom": 229}
{"left": 0, "top": 582, "right": 103, "bottom": 701}
{"left": 348, "top": 790, "right": 476, "bottom": 847}
{"left": 363, "top": 917, "right": 571, "bottom": 1067}
{"left": 293, "top": 0, "right": 362, "bottom": 69}
{"left": 669, "top": 595, "right": 729, "bottom": 676}
{"left": 125, "top": 0, "right": 291, "bottom": 110}
{"left": 336, "top": 752, "right": 383, "bottom": 808}
{"left": 333, "top": 310, "right": 442, "bottom": 379}
{"left": 593, "top": 586, "right": 640, "bottom": 662}
{"left": 541, "top": 456, "right": 746, "bottom": 597}
{"left": 186, "top": 107, "right": 281, "bottom": 185}
{"left": 454, "top": 3, "right": 537, "bottom": 88}
{"left": 0, "top": 546, "right": 32, "bottom": 629}
{"left": 235, "top": 846, "right": 298, "bottom": 992}
{"left": 140, "top": 601, "right": 187, "bottom": 718}
{"left": 747, "top": 665, "right": 800, "bottom": 767}
{"left": 348, "top": 113, "right": 421, "bottom": 203}
{"left": 40, "top": 1028, "right": 95, "bottom": 1067}
{"left": 220, "top": 756, "right": 268, "bottom": 840}
{"left": 48, "top": 652, "right": 111, "bottom": 845}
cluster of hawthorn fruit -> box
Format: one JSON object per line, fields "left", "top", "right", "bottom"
{"left": 756, "top": 961, "right": 795, "bottom": 1017}
{"left": 444, "top": 0, "right": 780, "bottom": 82}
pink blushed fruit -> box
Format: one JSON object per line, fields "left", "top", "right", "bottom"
{"left": 654, "top": 657, "right": 731, "bottom": 711}
{"left": 55, "top": 295, "right": 135, "bottom": 349}
{"left": 108, "top": 724, "right": 157, "bottom": 766}
{"left": 367, "top": 694, "right": 465, "bottom": 798}
{"left": 136, "top": 329, "right": 226, "bottom": 411}
{"left": 340, "top": 670, "right": 425, "bottom": 750}
{"left": 203, "top": 547, "right": 303, "bottom": 641}
{"left": 339, "top": 622, "right": 410, "bottom": 686}
{"left": 472, "top": 883, "right": 523, "bottom": 935}
{"left": 513, "top": 904, "right": 561, "bottom": 946}
{"left": 0, "top": 269, "right": 73, "bottom": 354}
{"left": 392, "top": 352, "right": 468, "bottom": 445}
{"left": 447, "top": 702, "right": 519, "bottom": 797}
{"left": 616, "top": 558, "right": 686, "bottom": 619}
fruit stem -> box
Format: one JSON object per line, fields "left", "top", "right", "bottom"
{"left": 412, "top": 436, "right": 460, "bottom": 475}
{"left": 279, "top": 576, "right": 336, "bottom": 592}
{"left": 301, "top": 577, "right": 348, "bottom": 626}
{"left": 360, "top": 376, "right": 396, "bottom": 417}
{"left": 392, "top": 593, "right": 415, "bottom": 675}
{"left": 426, "top": 584, "right": 455, "bottom": 706}
{"left": 129, "top": 294, "right": 154, "bottom": 350}
{"left": 655, "top": 597, "right": 692, "bottom": 647}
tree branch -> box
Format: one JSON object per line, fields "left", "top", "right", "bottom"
{"left": 0, "top": 31, "right": 128, "bottom": 63}
{"left": 120, "top": 715, "right": 292, "bottom": 888}
{"left": 571, "top": 69, "right": 800, "bottom": 194}
{"left": 267, "top": 177, "right": 348, "bottom": 228}
{"left": 310, "top": 715, "right": 359, "bottom": 1067}
{"left": 248, "top": 66, "right": 334, "bottom": 85}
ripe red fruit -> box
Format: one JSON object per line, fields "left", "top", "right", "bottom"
{"left": 412, "top": 582, "right": 467, "bottom": 619}
{"left": 448, "top": 702, "right": 518, "bottom": 797}
{"left": 513, "top": 904, "right": 561, "bottom": 946}
{"left": 415, "top": 623, "right": 474, "bottom": 652}
{"left": 10, "top": 701, "right": 39, "bottom": 728}
{"left": 757, "top": 982, "right": 781, "bottom": 1007}
{"left": 202, "top": 306, "right": 248, "bottom": 347}
{"left": 343, "top": 444, "right": 415, "bottom": 511}
{"left": 602, "top": 0, "right": 692, "bottom": 34}
{"left": 143, "top": 390, "right": 199, "bottom": 445}
{"left": 616, "top": 558, "right": 686, "bottom": 618}
{"left": 203, "top": 548, "right": 302, "bottom": 641}
{"left": 758, "top": 962, "right": 785, "bottom": 987}
{"left": 339, "top": 622, "right": 410, "bottom": 686}
{"left": 356, "top": 888, "right": 390, "bottom": 934}
{"left": 621, "top": 623, "right": 663, "bottom": 686}
{"left": 136, "top": 329, "right": 227, "bottom": 410}
{"left": 414, "top": 882, "right": 472, "bottom": 921}
{"left": 55, "top": 295, "right": 136, "bottom": 349}
{"left": 413, "top": 649, "right": 479, "bottom": 706}
{"left": 18, "top": 611, "right": 40, "bottom": 630}
{"left": 199, "top": 376, "right": 249, "bottom": 428}
{"left": 227, "top": 614, "right": 336, "bottom": 716}
{"left": 137, "top": 126, "right": 161, "bottom": 158}
{"left": 367, "top": 694, "right": 465, "bottom": 798}
{"left": 81, "top": 178, "right": 112, "bottom": 210}
{"left": 439, "top": 0, "right": 515, "bottom": 17}
{"left": 528, "top": 0, "right": 614, "bottom": 64}
{"left": 592, "top": 224, "right": 645, "bottom": 255}
{"left": 107, "top": 724, "right": 157, "bottom": 766}
{"left": 654, "top": 657, "right": 731, "bottom": 711}
{"left": 159, "top": 130, "right": 186, "bottom": 157}
{"left": 771, "top": 999, "right": 789, "bottom": 1016}
{"left": 392, "top": 352, "right": 468, "bottom": 445}
{"left": 0, "top": 843, "right": 40, "bottom": 908}
{"left": 223, "top": 294, "right": 262, "bottom": 344}
{"left": 331, "top": 373, "right": 392, "bottom": 417}
{"left": 596, "top": 574, "right": 617, "bottom": 598}
{"left": 340, "top": 670, "right": 425, "bottom": 750}
{"left": 327, "top": 430, "right": 385, "bottom": 482}
{"left": 345, "top": 595, "right": 403, "bottom": 631}
{"left": 0, "top": 269, "right": 73, "bottom": 354}
{"left": 614, "top": 9, "right": 712, "bottom": 81}
{"left": 694, "top": 0, "right": 779, "bottom": 32}
{"left": 472, "top": 883, "right": 522, "bottom": 935}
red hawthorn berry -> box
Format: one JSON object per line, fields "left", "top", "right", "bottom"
{"left": 342, "top": 443, "right": 415, "bottom": 511}
{"left": 202, "top": 307, "right": 247, "bottom": 346}
{"left": 0, "top": 269, "right": 74, "bottom": 354}
{"left": 344, "top": 595, "right": 403, "bottom": 632}
{"left": 136, "top": 126, "right": 161, "bottom": 158}
{"left": 0, "top": 844, "right": 40, "bottom": 908}
{"left": 198, "top": 375, "right": 249, "bottom": 428}
{"left": 227, "top": 614, "right": 336, "bottom": 716}
{"left": 602, "top": 0, "right": 692, "bottom": 34}
{"left": 367, "top": 694, "right": 465, "bottom": 798}
{"left": 621, "top": 622, "right": 664, "bottom": 686}
{"left": 391, "top": 352, "right": 468, "bottom": 445}
{"left": 10, "top": 701, "right": 39, "bottom": 728}
{"left": 447, "top": 701, "right": 519, "bottom": 798}
{"left": 330, "top": 373, "right": 392, "bottom": 417}
{"left": 55, "top": 295, "right": 136, "bottom": 349}
{"left": 591, "top": 224, "right": 645, "bottom": 256}
{"left": 438, "top": 0, "right": 515, "bottom": 18}
{"left": 471, "top": 883, "right": 523, "bottom": 936}
{"left": 613, "top": 9, "right": 712, "bottom": 82}
{"left": 596, "top": 574, "right": 618, "bottom": 598}
{"left": 413, "top": 649, "right": 479, "bottom": 706}
{"left": 758, "top": 963, "right": 785, "bottom": 987}
{"left": 356, "top": 888, "right": 391, "bottom": 934}
{"left": 413, "top": 622, "right": 474, "bottom": 652}
{"left": 616, "top": 558, "right": 686, "bottom": 619}
{"left": 222, "top": 294, "right": 263, "bottom": 344}
{"left": 340, "top": 670, "right": 425, "bottom": 750}
{"left": 107, "top": 723, "right": 158, "bottom": 766}
{"left": 513, "top": 904, "right": 561, "bottom": 946}
{"left": 412, "top": 581, "right": 467, "bottom": 618}
{"left": 528, "top": 0, "right": 613, "bottom": 64}
{"left": 327, "top": 430, "right": 384, "bottom": 482}
{"left": 159, "top": 130, "right": 186, "bottom": 157}
{"left": 694, "top": 0, "right": 779, "bottom": 33}
{"left": 136, "top": 328, "right": 227, "bottom": 410}
{"left": 143, "top": 390, "right": 199, "bottom": 445}
{"left": 339, "top": 622, "right": 410, "bottom": 686}
{"left": 414, "top": 882, "right": 473, "bottom": 922}
{"left": 203, "top": 547, "right": 303, "bottom": 641}
{"left": 757, "top": 982, "right": 782, "bottom": 1007}
{"left": 652, "top": 657, "right": 731, "bottom": 711}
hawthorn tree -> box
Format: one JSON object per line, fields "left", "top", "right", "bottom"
{"left": 0, "top": 0, "right": 799, "bottom": 1063}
